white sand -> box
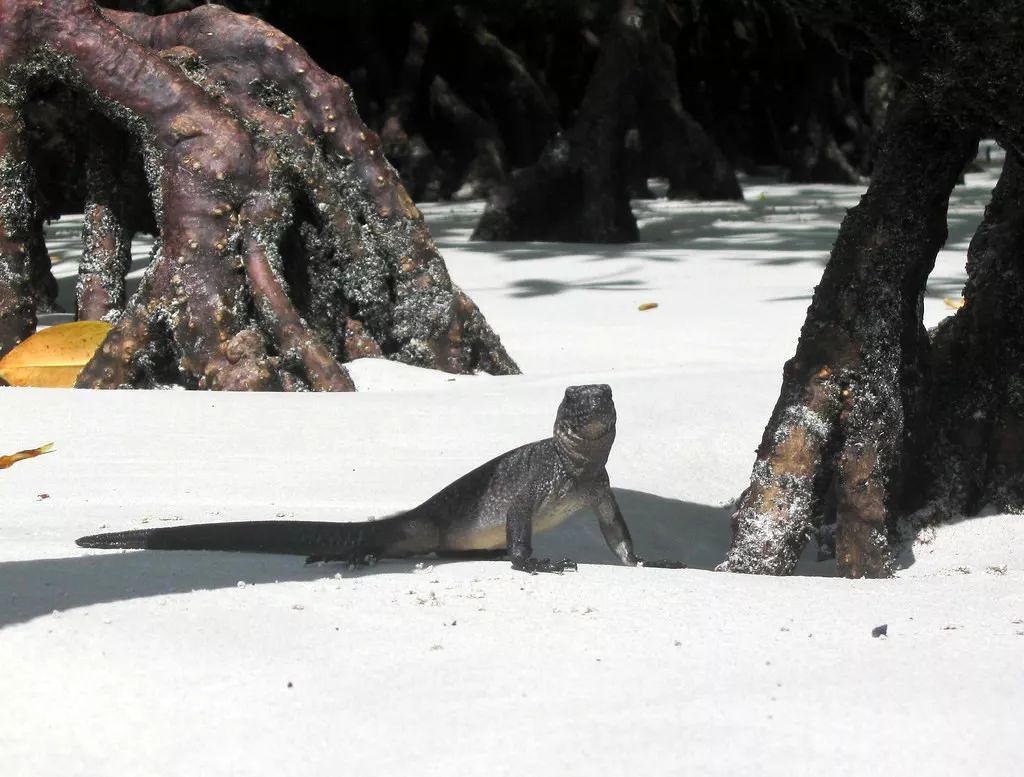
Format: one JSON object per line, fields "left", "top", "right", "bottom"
{"left": 1, "top": 165, "right": 1020, "bottom": 776}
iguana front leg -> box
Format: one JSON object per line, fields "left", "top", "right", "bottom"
{"left": 594, "top": 487, "right": 686, "bottom": 569}
{"left": 506, "top": 498, "right": 577, "bottom": 574}
{"left": 593, "top": 487, "right": 640, "bottom": 566}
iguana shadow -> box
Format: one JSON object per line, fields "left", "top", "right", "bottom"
{"left": 0, "top": 489, "right": 836, "bottom": 629}
{"left": 0, "top": 549, "right": 356, "bottom": 630}
{"left": 536, "top": 489, "right": 837, "bottom": 577}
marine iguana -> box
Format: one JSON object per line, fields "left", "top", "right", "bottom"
{"left": 77, "top": 384, "right": 649, "bottom": 574}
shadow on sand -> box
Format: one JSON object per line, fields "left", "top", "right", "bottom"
{"left": 0, "top": 550, "right": 349, "bottom": 630}
{"left": 0, "top": 488, "right": 837, "bottom": 630}
{"left": 43, "top": 169, "right": 995, "bottom": 310}
{"left": 536, "top": 488, "right": 836, "bottom": 578}
{"left": 414, "top": 173, "right": 996, "bottom": 304}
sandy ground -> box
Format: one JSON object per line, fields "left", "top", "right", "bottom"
{"left": 1, "top": 165, "right": 1021, "bottom": 776}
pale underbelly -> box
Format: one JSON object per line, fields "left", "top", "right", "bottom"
{"left": 445, "top": 497, "right": 586, "bottom": 551}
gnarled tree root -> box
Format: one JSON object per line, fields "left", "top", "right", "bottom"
{"left": 0, "top": 1, "right": 518, "bottom": 389}
{"left": 0, "top": 100, "right": 38, "bottom": 353}
{"left": 723, "top": 91, "right": 977, "bottom": 577}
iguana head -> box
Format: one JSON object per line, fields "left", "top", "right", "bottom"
{"left": 554, "top": 384, "right": 616, "bottom": 471}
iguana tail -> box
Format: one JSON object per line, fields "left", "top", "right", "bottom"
{"left": 76, "top": 517, "right": 420, "bottom": 560}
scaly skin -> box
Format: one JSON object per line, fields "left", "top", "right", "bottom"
{"left": 77, "top": 385, "right": 644, "bottom": 574}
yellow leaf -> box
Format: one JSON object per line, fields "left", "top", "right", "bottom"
{"left": 0, "top": 321, "right": 112, "bottom": 388}
{"left": 944, "top": 297, "right": 966, "bottom": 310}
{"left": 0, "top": 442, "right": 54, "bottom": 469}
{"left": 638, "top": 302, "right": 659, "bottom": 311}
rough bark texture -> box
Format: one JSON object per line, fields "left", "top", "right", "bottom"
{"left": 0, "top": 0, "right": 517, "bottom": 389}
{"left": 782, "top": 1, "right": 1024, "bottom": 156}
{"left": 725, "top": 0, "right": 1024, "bottom": 577}
{"left": 0, "top": 97, "right": 37, "bottom": 352}
{"left": 914, "top": 150, "right": 1024, "bottom": 515}
{"left": 77, "top": 117, "right": 136, "bottom": 319}
{"left": 724, "top": 91, "right": 977, "bottom": 577}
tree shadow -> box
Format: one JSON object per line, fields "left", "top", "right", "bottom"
{"left": 509, "top": 271, "right": 647, "bottom": 298}
{"left": 895, "top": 531, "right": 919, "bottom": 571}
{"left": 427, "top": 171, "right": 995, "bottom": 283}
{"left": 890, "top": 506, "right": 1024, "bottom": 574}
{"left": 460, "top": 240, "right": 685, "bottom": 264}
{"left": 416, "top": 201, "right": 485, "bottom": 242}
{"left": 0, "top": 489, "right": 837, "bottom": 630}
{"left": 633, "top": 185, "right": 854, "bottom": 259}
{"left": 41, "top": 165, "right": 997, "bottom": 313}
{"left": 40, "top": 169, "right": 993, "bottom": 313}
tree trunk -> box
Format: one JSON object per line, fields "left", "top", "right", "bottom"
{"left": 778, "top": 35, "right": 862, "bottom": 184}
{"left": 721, "top": 0, "right": 1024, "bottom": 577}
{"left": 473, "top": 0, "right": 741, "bottom": 242}
{"left": 427, "top": 75, "right": 506, "bottom": 200}
{"left": 723, "top": 90, "right": 976, "bottom": 577}
{"left": 636, "top": 4, "right": 742, "bottom": 200}
{"left": 912, "top": 150, "right": 1024, "bottom": 516}
{"left": 378, "top": 18, "right": 444, "bottom": 202}
{"left": 0, "top": 1, "right": 517, "bottom": 389}
{"left": 429, "top": 6, "right": 557, "bottom": 170}
{"left": 0, "top": 100, "right": 38, "bottom": 352}
{"left": 472, "top": 0, "right": 646, "bottom": 243}
{"left": 77, "top": 116, "right": 136, "bottom": 319}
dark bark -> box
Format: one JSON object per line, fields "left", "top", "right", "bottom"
{"left": 428, "top": 6, "right": 557, "bottom": 170}
{"left": 723, "top": 0, "right": 1024, "bottom": 578}
{"left": 637, "top": 5, "right": 742, "bottom": 200}
{"left": 724, "top": 91, "right": 977, "bottom": 577}
{"left": 91, "top": 2, "right": 895, "bottom": 197}
{"left": 912, "top": 150, "right": 1024, "bottom": 515}
{"left": 378, "top": 18, "right": 442, "bottom": 202}
{"left": 427, "top": 75, "right": 505, "bottom": 200}
{"left": 25, "top": 210, "right": 58, "bottom": 313}
{"left": 471, "top": 0, "right": 643, "bottom": 243}
{"left": 0, "top": 99, "right": 37, "bottom": 352}
{"left": 671, "top": 2, "right": 876, "bottom": 181}
{"left": 473, "top": 0, "right": 741, "bottom": 242}
{"left": 0, "top": 1, "right": 517, "bottom": 389}
{"left": 777, "top": 35, "right": 862, "bottom": 184}
{"left": 77, "top": 116, "right": 134, "bottom": 319}
{"left": 782, "top": 1, "right": 1024, "bottom": 156}
{"left": 304, "top": 6, "right": 558, "bottom": 203}
{"left": 858, "top": 62, "right": 895, "bottom": 174}
{"left": 624, "top": 126, "right": 654, "bottom": 199}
